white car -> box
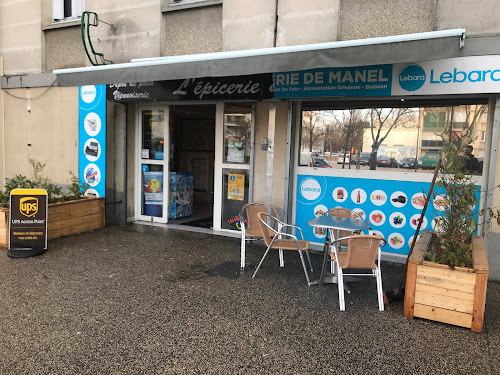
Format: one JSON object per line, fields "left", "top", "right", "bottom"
{"left": 337, "top": 155, "right": 350, "bottom": 164}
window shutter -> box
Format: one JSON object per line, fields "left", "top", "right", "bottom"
{"left": 52, "top": 0, "right": 64, "bottom": 20}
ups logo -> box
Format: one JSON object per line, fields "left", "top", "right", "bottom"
{"left": 20, "top": 197, "right": 38, "bottom": 217}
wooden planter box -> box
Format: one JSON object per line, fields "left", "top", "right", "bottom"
{"left": 404, "top": 231, "right": 489, "bottom": 332}
{"left": 0, "top": 197, "right": 105, "bottom": 248}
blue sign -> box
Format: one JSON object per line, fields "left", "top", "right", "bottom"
{"left": 295, "top": 174, "right": 480, "bottom": 255}
{"left": 79, "top": 85, "right": 106, "bottom": 197}
{"left": 273, "top": 65, "right": 392, "bottom": 98}
{"left": 398, "top": 64, "right": 426, "bottom": 91}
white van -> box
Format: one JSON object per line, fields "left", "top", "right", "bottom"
{"left": 300, "top": 152, "right": 314, "bottom": 167}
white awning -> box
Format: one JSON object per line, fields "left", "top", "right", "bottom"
{"left": 53, "top": 29, "right": 466, "bottom": 87}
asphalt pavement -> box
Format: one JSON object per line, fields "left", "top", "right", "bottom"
{"left": 0, "top": 224, "right": 499, "bottom": 374}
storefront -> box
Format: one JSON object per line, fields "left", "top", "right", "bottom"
{"left": 55, "top": 29, "right": 500, "bottom": 262}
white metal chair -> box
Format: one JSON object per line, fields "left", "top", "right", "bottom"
{"left": 252, "top": 212, "right": 314, "bottom": 286}
{"left": 238, "top": 203, "right": 282, "bottom": 272}
{"left": 329, "top": 234, "right": 385, "bottom": 311}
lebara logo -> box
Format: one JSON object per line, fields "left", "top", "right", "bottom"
{"left": 398, "top": 64, "right": 426, "bottom": 92}
{"left": 81, "top": 85, "right": 97, "bottom": 103}
{"left": 300, "top": 178, "right": 321, "bottom": 201}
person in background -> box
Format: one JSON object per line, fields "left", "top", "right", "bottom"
{"left": 462, "top": 144, "right": 479, "bottom": 173}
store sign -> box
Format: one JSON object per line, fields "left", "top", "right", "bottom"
{"left": 107, "top": 56, "right": 500, "bottom": 102}
{"left": 9, "top": 189, "right": 48, "bottom": 257}
{"left": 295, "top": 174, "right": 480, "bottom": 256}
{"left": 107, "top": 74, "right": 274, "bottom": 102}
{"left": 79, "top": 85, "right": 106, "bottom": 198}
{"left": 273, "top": 65, "right": 393, "bottom": 98}
{"left": 392, "top": 56, "right": 500, "bottom": 96}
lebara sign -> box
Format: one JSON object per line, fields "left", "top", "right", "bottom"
{"left": 392, "top": 55, "right": 500, "bottom": 96}
{"left": 398, "top": 64, "right": 426, "bottom": 91}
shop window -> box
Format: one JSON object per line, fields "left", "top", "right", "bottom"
{"left": 223, "top": 104, "right": 252, "bottom": 165}
{"left": 52, "top": 0, "right": 85, "bottom": 21}
{"left": 298, "top": 104, "right": 488, "bottom": 175}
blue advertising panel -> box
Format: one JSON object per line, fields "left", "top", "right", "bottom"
{"left": 79, "top": 85, "right": 106, "bottom": 197}
{"left": 295, "top": 174, "right": 480, "bottom": 255}
{"left": 273, "top": 65, "right": 392, "bottom": 98}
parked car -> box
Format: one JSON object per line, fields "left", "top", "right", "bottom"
{"left": 337, "top": 154, "right": 350, "bottom": 164}
{"left": 418, "top": 156, "right": 423, "bottom": 168}
{"left": 399, "top": 157, "right": 418, "bottom": 169}
{"left": 359, "top": 153, "right": 371, "bottom": 166}
{"left": 421, "top": 152, "right": 441, "bottom": 170}
{"left": 377, "top": 156, "right": 398, "bottom": 168}
{"left": 299, "top": 152, "right": 314, "bottom": 167}
{"left": 313, "top": 157, "right": 332, "bottom": 168}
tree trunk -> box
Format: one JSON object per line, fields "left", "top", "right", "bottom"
{"left": 369, "top": 145, "right": 379, "bottom": 170}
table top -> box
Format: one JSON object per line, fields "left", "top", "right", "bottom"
{"left": 306, "top": 215, "right": 371, "bottom": 231}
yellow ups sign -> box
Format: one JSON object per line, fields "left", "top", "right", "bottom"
{"left": 9, "top": 189, "right": 48, "bottom": 258}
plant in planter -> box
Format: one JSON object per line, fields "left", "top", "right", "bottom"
{"left": 0, "top": 158, "right": 105, "bottom": 248}
{"left": 404, "top": 107, "right": 490, "bottom": 332}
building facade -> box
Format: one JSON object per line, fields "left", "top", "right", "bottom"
{"left": 2, "top": 0, "right": 500, "bottom": 278}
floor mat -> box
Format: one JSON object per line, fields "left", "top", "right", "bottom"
{"left": 180, "top": 217, "right": 213, "bottom": 228}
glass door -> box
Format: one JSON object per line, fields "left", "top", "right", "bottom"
{"left": 135, "top": 106, "right": 169, "bottom": 223}
{"left": 213, "top": 103, "right": 254, "bottom": 231}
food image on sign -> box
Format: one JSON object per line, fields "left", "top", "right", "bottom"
{"left": 352, "top": 208, "right": 365, "bottom": 220}
{"left": 433, "top": 194, "right": 449, "bottom": 211}
{"left": 370, "top": 190, "right": 387, "bottom": 206}
{"left": 389, "top": 212, "right": 406, "bottom": 228}
{"left": 390, "top": 191, "right": 408, "bottom": 207}
{"left": 409, "top": 214, "right": 428, "bottom": 230}
{"left": 369, "top": 210, "right": 386, "bottom": 226}
{"left": 332, "top": 187, "right": 348, "bottom": 202}
{"left": 411, "top": 193, "right": 426, "bottom": 209}
{"left": 314, "top": 204, "right": 328, "bottom": 217}
{"left": 388, "top": 233, "right": 405, "bottom": 249}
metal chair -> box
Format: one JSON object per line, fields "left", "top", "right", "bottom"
{"left": 320, "top": 208, "right": 366, "bottom": 283}
{"left": 329, "top": 234, "right": 385, "bottom": 311}
{"left": 252, "top": 212, "right": 314, "bottom": 286}
{"left": 239, "top": 203, "right": 281, "bottom": 272}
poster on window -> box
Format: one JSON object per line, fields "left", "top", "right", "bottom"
{"left": 227, "top": 137, "right": 245, "bottom": 163}
{"left": 227, "top": 174, "right": 245, "bottom": 201}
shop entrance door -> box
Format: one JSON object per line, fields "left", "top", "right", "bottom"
{"left": 213, "top": 103, "right": 255, "bottom": 231}
{"left": 135, "top": 106, "right": 169, "bottom": 223}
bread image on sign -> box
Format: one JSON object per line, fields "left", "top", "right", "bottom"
{"left": 20, "top": 197, "right": 38, "bottom": 217}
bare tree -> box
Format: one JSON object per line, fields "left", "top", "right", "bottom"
{"left": 334, "top": 109, "right": 368, "bottom": 169}
{"left": 301, "top": 111, "right": 324, "bottom": 152}
{"left": 368, "top": 108, "right": 414, "bottom": 170}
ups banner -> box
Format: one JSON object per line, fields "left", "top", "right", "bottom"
{"left": 9, "top": 189, "right": 48, "bottom": 258}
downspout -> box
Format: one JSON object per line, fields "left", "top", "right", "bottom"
{"left": 273, "top": 0, "right": 279, "bottom": 48}
{"left": 123, "top": 103, "right": 128, "bottom": 225}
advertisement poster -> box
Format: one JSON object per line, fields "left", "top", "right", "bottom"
{"left": 227, "top": 137, "right": 245, "bottom": 163}
{"left": 8, "top": 189, "right": 48, "bottom": 257}
{"left": 295, "top": 174, "right": 480, "bottom": 255}
{"left": 228, "top": 174, "right": 245, "bottom": 201}
{"left": 79, "top": 85, "right": 106, "bottom": 198}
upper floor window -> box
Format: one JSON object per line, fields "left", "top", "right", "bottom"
{"left": 53, "top": 0, "right": 85, "bottom": 22}
{"left": 166, "top": 0, "right": 222, "bottom": 9}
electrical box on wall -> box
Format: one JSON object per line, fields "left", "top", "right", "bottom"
{"left": 261, "top": 137, "right": 269, "bottom": 150}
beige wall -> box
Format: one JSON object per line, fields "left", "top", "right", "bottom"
{"left": 436, "top": 0, "right": 500, "bottom": 37}
{"left": 0, "top": 57, "right": 4, "bottom": 188}
{"left": 45, "top": 26, "right": 86, "bottom": 71}
{"left": 3, "top": 86, "right": 79, "bottom": 184}
{"left": 0, "top": 0, "right": 42, "bottom": 75}
{"left": 340, "top": 0, "right": 435, "bottom": 40}
{"left": 277, "top": 0, "right": 340, "bottom": 46}
{"left": 164, "top": 5, "right": 222, "bottom": 56}
{"left": 223, "top": 0, "right": 275, "bottom": 50}
{"left": 85, "top": 0, "right": 162, "bottom": 65}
